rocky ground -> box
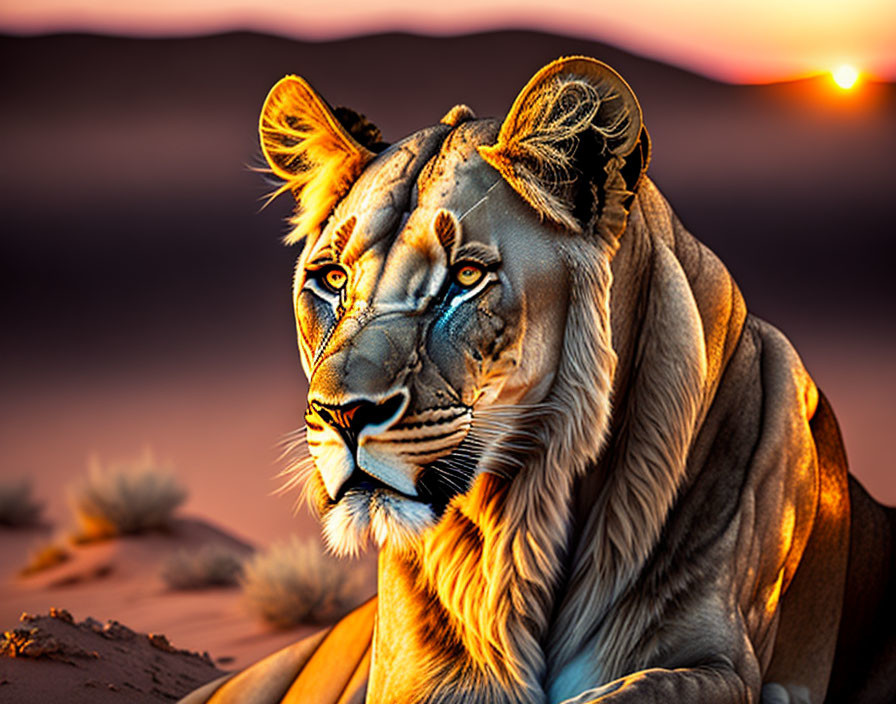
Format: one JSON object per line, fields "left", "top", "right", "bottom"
{"left": 0, "top": 608, "right": 225, "bottom": 703}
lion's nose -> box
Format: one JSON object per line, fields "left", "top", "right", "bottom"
{"left": 308, "top": 390, "right": 418, "bottom": 499}
{"left": 310, "top": 393, "right": 406, "bottom": 449}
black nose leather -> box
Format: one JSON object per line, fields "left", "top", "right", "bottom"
{"left": 310, "top": 393, "right": 405, "bottom": 448}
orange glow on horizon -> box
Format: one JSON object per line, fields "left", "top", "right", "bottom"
{"left": 0, "top": 1, "right": 894, "bottom": 84}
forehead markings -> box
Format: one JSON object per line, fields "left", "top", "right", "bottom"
{"left": 328, "top": 139, "right": 505, "bottom": 314}
{"left": 303, "top": 218, "right": 354, "bottom": 272}
{"left": 399, "top": 210, "right": 455, "bottom": 273}
{"left": 305, "top": 140, "right": 429, "bottom": 269}
{"left": 433, "top": 209, "right": 460, "bottom": 261}
{"left": 331, "top": 215, "right": 357, "bottom": 261}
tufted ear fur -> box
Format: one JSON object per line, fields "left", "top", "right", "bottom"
{"left": 259, "top": 76, "right": 377, "bottom": 244}
{"left": 478, "top": 57, "right": 649, "bottom": 238}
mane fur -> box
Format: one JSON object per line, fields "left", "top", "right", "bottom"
{"left": 547, "top": 205, "right": 710, "bottom": 683}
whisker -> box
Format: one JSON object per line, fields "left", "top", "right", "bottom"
{"left": 273, "top": 456, "right": 316, "bottom": 495}
{"left": 431, "top": 470, "right": 469, "bottom": 495}
{"left": 472, "top": 415, "right": 543, "bottom": 435}
{"left": 273, "top": 427, "right": 321, "bottom": 517}
{"left": 277, "top": 426, "right": 308, "bottom": 446}
{"left": 470, "top": 425, "right": 543, "bottom": 446}
{"left": 275, "top": 427, "right": 312, "bottom": 464}
{"left": 477, "top": 402, "right": 545, "bottom": 412}
{"left": 476, "top": 404, "right": 554, "bottom": 426}
{"left": 274, "top": 454, "right": 315, "bottom": 480}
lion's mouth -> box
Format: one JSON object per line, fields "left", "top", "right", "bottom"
{"left": 330, "top": 451, "right": 478, "bottom": 518}
{"left": 333, "top": 468, "right": 416, "bottom": 504}
{"left": 309, "top": 411, "right": 483, "bottom": 554}
{"left": 313, "top": 434, "right": 492, "bottom": 556}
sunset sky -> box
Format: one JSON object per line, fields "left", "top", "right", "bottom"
{"left": 0, "top": 0, "right": 893, "bottom": 592}
{"left": 2, "top": 0, "right": 894, "bottom": 83}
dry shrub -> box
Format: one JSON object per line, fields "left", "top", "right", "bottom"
{"left": 70, "top": 451, "right": 187, "bottom": 542}
{"left": 19, "top": 542, "right": 71, "bottom": 576}
{"left": 241, "top": 536, "right": 369, "bottom": 628}
{"left": 0, "top": 480, "right": 43, "bottom": 527}
{"left": 161, "top": 545, "right": 246, "bottom": 590}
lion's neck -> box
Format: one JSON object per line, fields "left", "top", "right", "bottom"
{"left": 371, "top": 472, "right": 576, "bottom": 704}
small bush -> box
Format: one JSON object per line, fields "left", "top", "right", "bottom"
{"left": 241, "top": 536, "right": 369, "bottom": 628}
{"left": 19, "top": 542, "right": 70, "bottom": 576}
{"left": 70, "top": 451, "right": 187, "bottom": 542}
{"left": 0, "top": 480, "right": 43, "bottom": 527}
{"left": 161, "top": 545, "right": 246, "bottom": 590}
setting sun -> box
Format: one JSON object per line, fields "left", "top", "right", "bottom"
{"left": 832, "top": 64, "right": 860, "bottom": 90}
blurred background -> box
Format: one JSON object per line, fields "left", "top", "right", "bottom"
{"left": 0, "top": 3, "right": 893, "bottom": 656}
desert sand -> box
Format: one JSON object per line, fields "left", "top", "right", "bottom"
{"left": 0, "top": 515, "right": 375, "bottom": 702}
{"left": 1, "top": 607, "right": 224, "bottom": 703}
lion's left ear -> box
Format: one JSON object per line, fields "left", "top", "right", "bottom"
{"left": 478, "top": 56, "right": 649, "bottom": 238}
{"left": 259, "top": 76, "right": 376, "bottom": 244}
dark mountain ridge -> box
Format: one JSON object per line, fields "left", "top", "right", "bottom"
{"left": 1, "top": 31, "right": 892, "bottom": 376}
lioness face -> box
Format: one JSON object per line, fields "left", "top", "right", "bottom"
{"left": 297, "top": 123, "right": 570, "bottom": 555}
{"left": 263, "top": 59, "right": 646, "bottom": 556}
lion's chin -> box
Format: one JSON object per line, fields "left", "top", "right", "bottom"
{"left": 321, "top": 488, "right": 437, "bottom": 557}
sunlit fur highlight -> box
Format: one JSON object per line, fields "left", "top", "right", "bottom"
{"left": 433, "top": 209, "right": 460, "bottom": 258}
{"left": 478, "top": 77, "right": 630, "bottom": 233}
{"left": 331, "top": 215, "right": 357, "bottom": 258}
{"left": 440, "top": 103, "right": 477, "bottom": 127}
{"left": 259, "top": 76, "right": 374, "bottom": 245}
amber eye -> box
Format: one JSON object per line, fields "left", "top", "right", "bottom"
{"left": 454, "top": 263, "right": 485, "bottom": 288}
{"left": 321, "top": 266, "right": 348, "bottom": 293}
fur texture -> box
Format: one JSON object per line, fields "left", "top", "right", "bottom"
{"left": 259, "top": 76, "right": 374, "bottom": 244}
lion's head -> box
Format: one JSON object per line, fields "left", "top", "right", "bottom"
{"left": 260, "top": 58, "right": 650, "bottom": 557}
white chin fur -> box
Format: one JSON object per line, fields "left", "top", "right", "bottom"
{"left": 322, "top": 489, "right": 437, "bottom": 557}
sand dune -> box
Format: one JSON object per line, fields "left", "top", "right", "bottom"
{"left": 0, "top": 517, "right": 338, "bottom": 673}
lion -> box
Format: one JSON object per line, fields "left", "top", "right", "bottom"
{"left": 181, "top": 57, "right": 895, "bottom": 704}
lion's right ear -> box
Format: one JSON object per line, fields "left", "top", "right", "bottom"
{"left": 478, "top": 57, "right": 647, "bottom": 239}
{"left": 259, "top": 76, "right": 376, "bottom": 244}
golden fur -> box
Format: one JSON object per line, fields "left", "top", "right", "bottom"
{"left": 259, "top": 75, "right": 375, "bottom": 244}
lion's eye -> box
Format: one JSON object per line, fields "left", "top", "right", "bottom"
{"left": 320, "top": 266, "right": 348, "bottom": 293}
{"left": 454, "top": 263, "right": 485, "bottom": 288}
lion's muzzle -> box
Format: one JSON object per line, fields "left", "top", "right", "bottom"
{"left": 307, "top": 389, "right": 417, "bottom": 499}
